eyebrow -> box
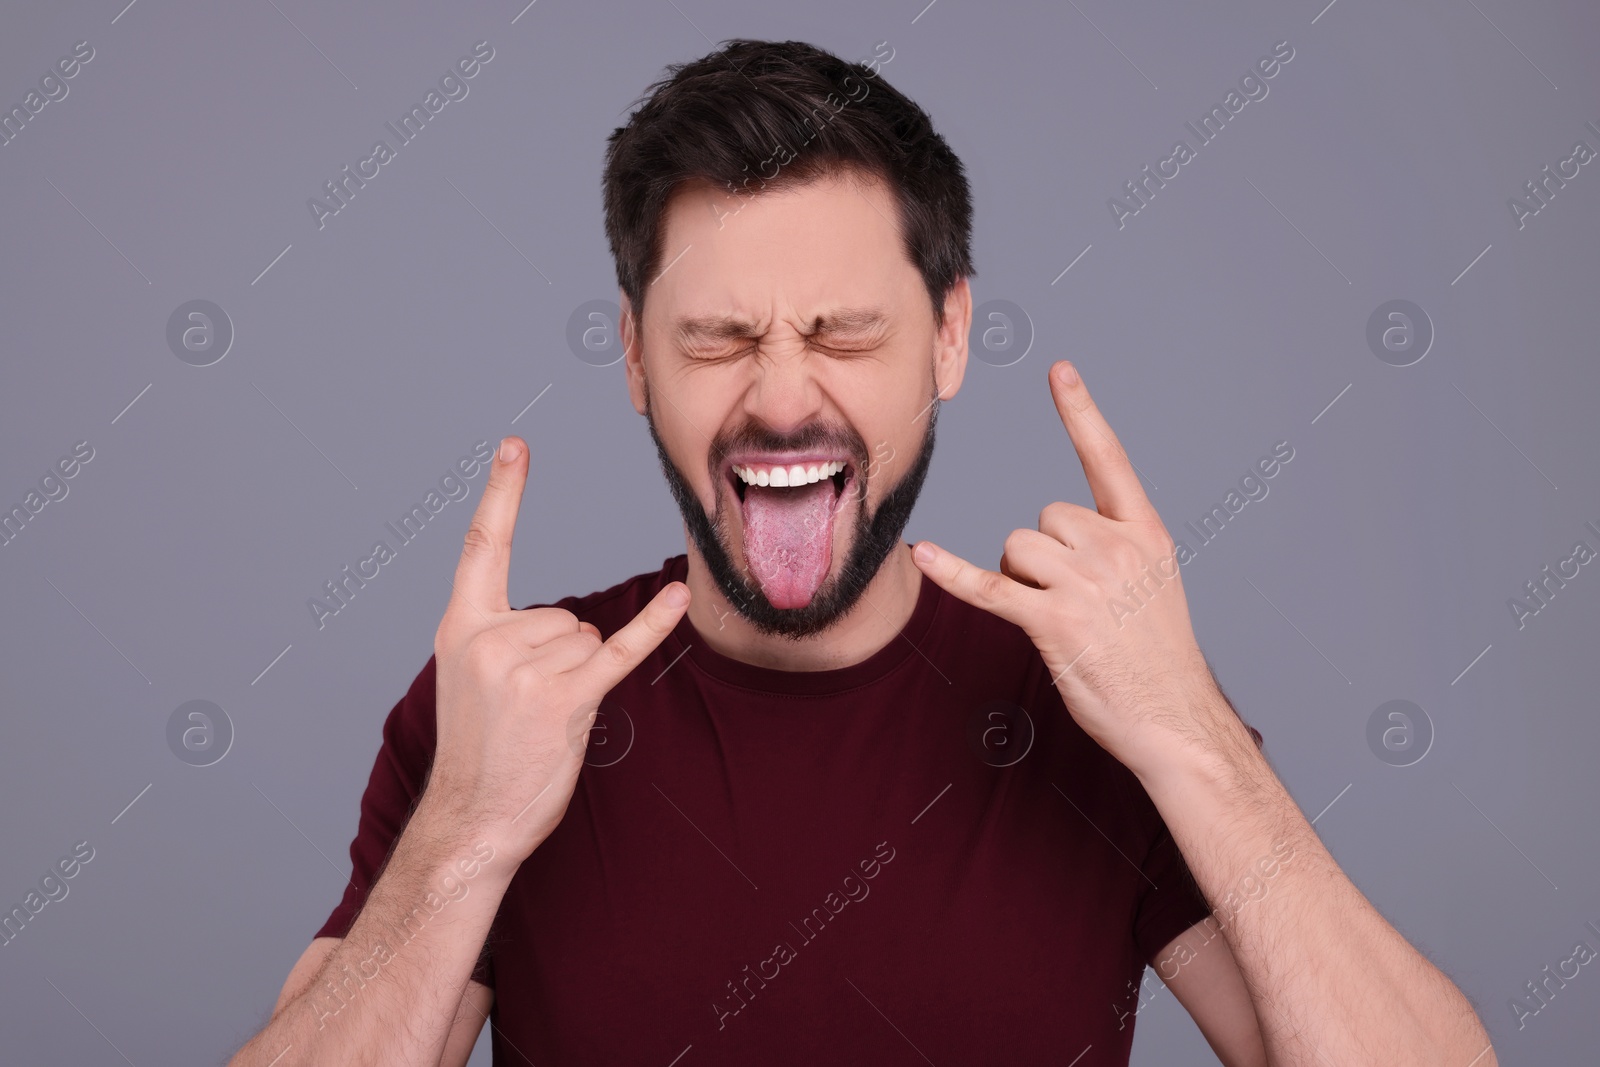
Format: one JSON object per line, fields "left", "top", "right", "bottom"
{"left": 671, "top": 306, "right": 890, "bottom": 344}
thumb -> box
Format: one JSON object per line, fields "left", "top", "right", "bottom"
{"left": 912, "top": 540, "right": 1029, "bottom": 625}
{"left": 583, "top": 582, "right": 691, "bottom": 689}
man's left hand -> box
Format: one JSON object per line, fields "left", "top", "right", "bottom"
{"left": 912, "top": 360, "right": 1228, "bottom": 772}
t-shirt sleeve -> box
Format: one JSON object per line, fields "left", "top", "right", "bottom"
{"left": 312, "top": 654, "right": 495, "bottom": 989}
{"left": 1131, "top": 819, "right": 1213, "bottom": 965}
{"left": 1130, "top": 721, "right": 1266, "bottom": 966}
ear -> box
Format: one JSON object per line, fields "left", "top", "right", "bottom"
{"left": 620, "top": 290, "right": 648, "bottom": 416}
{"left": 933, "top": 276, "right": 972, "bottom": 403}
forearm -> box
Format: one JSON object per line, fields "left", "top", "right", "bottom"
{"left": 230, "top": 798, "right": 514, "bottom": 1067}
{"left": 1133, "top": 693, "right": 1494, "bottom": 1065}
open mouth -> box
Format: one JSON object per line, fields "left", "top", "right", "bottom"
{"left": 724, "top": 456, "right": 855, "bottom": 609}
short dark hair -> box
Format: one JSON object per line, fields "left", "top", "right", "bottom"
{"left": 602, "top": 38, "right": 975, "bottom": 330}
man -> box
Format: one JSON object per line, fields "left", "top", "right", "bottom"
{"left": 231, "top": 39, "right": 1493, "bottom": 1066}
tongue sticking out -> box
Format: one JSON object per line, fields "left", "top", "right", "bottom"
{"left": 740, "top": 478, "right": 839, "bottom": 608}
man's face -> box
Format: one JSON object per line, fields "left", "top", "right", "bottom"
{"left": 624, "top": 169, "right": 969, "bottom": 639}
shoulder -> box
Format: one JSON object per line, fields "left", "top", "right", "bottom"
{"left": 926, "top": 580, "right": 1042, "bottom": 663}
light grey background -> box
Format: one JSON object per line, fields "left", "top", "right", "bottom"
{"left": 2, "top": 0, "right": 1596, "bottom": 1062}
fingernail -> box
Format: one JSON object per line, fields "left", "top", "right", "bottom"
{"left": 499, "top": 437, "right": 520, "bottom": 461}
{"left": 1055, "top": 361, "right": 1078, "bottom": 386}
{"left": 913, "top": 542, "right": 936, "bottom": 565}
{"left": 665, "top": 583, "right": 689, "bottom": 608}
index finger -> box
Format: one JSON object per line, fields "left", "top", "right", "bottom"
{"left": 449, "top": 436, "right": 527, "bottom": 617}
{"left": 1048, "top": 361, "right": 1158, "bottom": 523}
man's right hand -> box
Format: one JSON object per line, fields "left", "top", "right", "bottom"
{"left": 424, "top": 435, "right": 690, "bottom": 865}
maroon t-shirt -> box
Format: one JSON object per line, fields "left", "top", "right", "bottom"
{"left": 316, "top": 552, "right": 1258, "bottom": 1064}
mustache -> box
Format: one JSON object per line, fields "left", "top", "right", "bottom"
{"left": 707, "top": 421, "right": 869, "bottom": 477}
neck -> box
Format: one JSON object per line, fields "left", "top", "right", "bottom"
{"left": 682, "top": 540, "right": 924, "bottom": 672}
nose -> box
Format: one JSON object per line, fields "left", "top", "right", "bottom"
{"left": 742, "top": 340, "right": 825, "bottom": 438}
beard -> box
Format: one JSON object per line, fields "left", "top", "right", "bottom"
{"left": 644, "top": 381, "right": 940, "bottom": 640}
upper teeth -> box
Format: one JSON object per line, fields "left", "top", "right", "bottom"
{"left": 735, "top": 460, "right": 845, "bottom": 488}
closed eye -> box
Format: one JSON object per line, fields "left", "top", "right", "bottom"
{"left": 681, "top": 343, "right": 754, "bottom": 363}
{"left": 683, "top": 340, "right": 878, "bottom": 361}
{"left": 810, "top": 342, "right": 877, "bottom": 357}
